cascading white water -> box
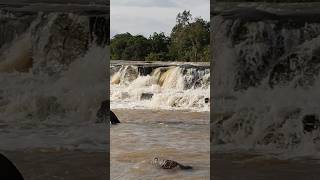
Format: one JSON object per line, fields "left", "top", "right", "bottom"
{"left": 212, "top": 9, "right": 320, "bottom": 158}
{"left": 0, "top": 46, "right": 108, "bottom": 150}
{"left": 110, "top": 63, "right": 210, "bottom": 112}
{"left": 0, "top": 8, "right": 108, "bottom": 151}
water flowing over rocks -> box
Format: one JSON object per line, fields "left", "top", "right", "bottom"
{"left": 111, "top": 61, "right": 210, "bottom": 111}
{"left": 214, "top": 7, "right": 320, "bottom": 91}
{"left": 0, "top": 3, "right": 109, "bottom": 75}
{"left": 0, "top": 2, "right": 109, "bottom": 152}
{"left": 212, "top": 4, "right": 320, "bottom": 157}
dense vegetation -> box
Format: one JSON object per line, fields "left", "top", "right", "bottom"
{"left": 110, "top": 11, "right": 210, "bottom": 62}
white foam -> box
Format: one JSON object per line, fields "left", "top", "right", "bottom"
{"left": 0, "top": 45, "right": 108, "bottom": 151}
{"left": 111, "top": 65, "right": 210, "bottom": 112}
{"left": 212, "top": 14, "right": 320, "bottom": 158}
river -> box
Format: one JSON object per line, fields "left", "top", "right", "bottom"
{"left": 110, "top": 61, "right": 210, "bottom": 180}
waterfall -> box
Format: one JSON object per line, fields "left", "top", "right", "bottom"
{"left": 0, "top": 8, "right": 109, "bottom": 125}
{"left": 212, "top": 8, "right": 320, "bottom": 157}
{"left": 110, "top": 63, "right": 210, "bottom": 111}
{"left": 0, "top": 3, "right": 109, "bottom": 151}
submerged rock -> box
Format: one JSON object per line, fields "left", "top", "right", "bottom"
{"left": 152, "top": 157, "right": 192, "bottom": 170}
{"left": 96, "top": 100, "right": 120, "bottom": 124}
{"left": 140, "top": 93, "right": 153, "bottom": 100}
{"left": 205, "top": 98, "right": 210, "bottom": 104}
{"left": 303, "top": 114, "right": 320, "bottom": 133}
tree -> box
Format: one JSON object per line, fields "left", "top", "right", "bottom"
{"left": 187, "top": 18, "right": 210, "bottom": 61}
{"left": 110, "top": 10, "right": 210, "bottom": 62}
{"left": 170, "top": 11, "right": 210, "bottom": 62}
{"left": 149, "top": 32, "right": 170, "bottom": 54}
{"left": 144, "top": 32, "right": 171, "bottom": 61}
{"left": 110, "top": 33, "right": 151, "bottom": 60}
{"left": 176, "top": 10, "right": 192, "bottom": 26}
{"left": 110, "top": 33, "right": 132, "bottom": 60}
{"left": 123, "top": 35, "right": 151, "bottom": 60}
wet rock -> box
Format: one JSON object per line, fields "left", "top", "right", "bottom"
{"left": 213, "top": 8, "right": 320, "bottom": 91}
{"left": 0, "top": 153, "right": 24, "bottom": 180}
{"left": 182, "top": 67, "right": 210, "bottom": 89}
{"left": 140, "top": 93, "right": 153, "bottom": 100}
{"left": 205, "top": 98, "right": 210, "bottom": 104}
{"left": 110, "top": 110, "right": 120, "bottom": 124}
{"left": 152, "top": 157, "right": 192, "bottom": 170}
{"left": 33, "top": 14, "right": 89, "bottom": 75}
{"left": 120, "top": 65, "right": 139, "bottom": 84}
{"left": 138, "top": 66, "right": 155, "bottom": 76}
{"left": 302, "top": 114, "right": 320, "bottom": 133}
{"left": 110, "top": 65, "right": 122, "bottom": 76}
{"left": 269, "top": 47, "right": 320, "bottom": 88}
{"left": 96, "top": 100, "right": 120, "bottom": 124}
{"left": 259, "top": 132, "right": 285, "bottom": 146}
{"left": 96, "top": 100, "right": 108, "bottom": 123}
{"left": 89, "top": 16, "right": 109, "bottom": 46}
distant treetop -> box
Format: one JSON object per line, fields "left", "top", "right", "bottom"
{"left": 111, "top": 10, "right": 210, "bottom": 62}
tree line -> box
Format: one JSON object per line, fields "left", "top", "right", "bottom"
{"left": 110, "top": 10, "right": 210, "bottom": 62}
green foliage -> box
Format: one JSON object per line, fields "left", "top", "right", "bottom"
{"left": 111, "top": 10, "right": 210, "bottom": 62}
{"left": 149, "top": 32, "right": 170, "bottom": 54}
{"left": 110, "top": 33, "right": 150, "bottom": 61}
{"left": 145, "top": 53, "right": 159, "bottom": 61}
{"left": 170, "top": 14, "right": 210, "bottom": 62}
{"left": 123, "top": 35, "right": 150, "bottom": 60}
{"left": 110, "top": 33, "right": 132, "bottom": 60}
{"left": 176, "top": 10, "right": 192, "bottom": 25}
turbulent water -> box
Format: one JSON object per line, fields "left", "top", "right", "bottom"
{"left": 110, "top": 61, "right": 210, "bottom": 179}
{"left": 110, "top": 61, "right": 210, "bottom": 112}
{"left": 212, "top": 4, "right": 320, "bottom": 158}
{"left": 0, "top": 4, "right": 109, "bottom": 151}
{"left": 110, "top": 109, "right": 210, "bottom": 180}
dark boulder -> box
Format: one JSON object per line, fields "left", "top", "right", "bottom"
{"left": 96, "top": 100, "right": 120, "bottom": 124}
{"left": 140, "top": 93, "right": 153, "bottom": 100}
{"left": 110, "top": 110, "right": 120, "bottom": 124}
{"left": 205, "top": 98, "right": 210, "bottom": 104}
{"left": 302, "top": 114, "right": 320, "bottom": 133}
{"left": 0, "top": 153, "right": 24, "bottom": 180}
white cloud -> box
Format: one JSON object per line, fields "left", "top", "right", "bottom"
{"left": 111, "top": 0, "right": 209, "bottom": 37}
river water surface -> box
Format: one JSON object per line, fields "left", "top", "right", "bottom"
{"left": 110, "top": 109, "right": 210, "bottom": 180}
{"left": 110, "top": 61, "right": 210, "bottom": 179}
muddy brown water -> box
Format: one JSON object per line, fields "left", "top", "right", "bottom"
{"left": 110, "top": 109, "right": 210, "bottom": 180}
{"left": 3, "top": 150, "right": 108, "bottom": 180}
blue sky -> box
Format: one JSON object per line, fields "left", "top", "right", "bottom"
{"left": 111, "top": 0, "right": 210, "bottom": 37}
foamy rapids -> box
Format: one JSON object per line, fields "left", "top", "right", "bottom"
{"left": 212, "top": 8, "right": 320, "bottom": 158}
{"left": 0, "top": 9, "right": 108, "bottom": 151}
{"left": 110, "top": 62, "right": 210, "bottom": 112}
